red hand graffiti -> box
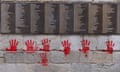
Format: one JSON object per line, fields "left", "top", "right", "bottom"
{"left": 40, "top": 38, "right": 51, "bottom": 52}
{"left": 24, "top": 40, "right": 36, "bottom": 53}
{"left": 38, "top": 52, "right": 48, "bottom": 66}
{"left": 103, "top": 40, "right": 114, "bottom": 54}
{"left": 79, "top": 39, "right": 90, "bottom": 57}
{"left": 60, "top": 40, "right": 71, "bottom": 56}
{"left": 6, "top": 39, "right": 19, "bottom": 52}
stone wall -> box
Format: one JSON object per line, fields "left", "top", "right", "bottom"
{"left": 0, "top": 35, "right": 118, "bottom": 72}
{"left": 0, "top": 0, "right": 120, "bottom": 72}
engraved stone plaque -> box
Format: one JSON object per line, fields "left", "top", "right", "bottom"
{"left": 0, "top": 2, "right": 1, "bottom": 33}
{"left": 74, "top": 2, "right": 88, "bottom": 34}
{"left": 30, "top": 2, "right": 45, "bottom": 34}
{"left": 44, "top": 2, "right": 59, "bottom": 34}
{"left": 102, "top": 3, "right": 117, "bottom": 34}
{"left": 88, "top": 3, "right": 102, "bottom": 34}
{"left": 117, "top": 4, "right": 120, "bottom": 34}
{"left": 1, "top": 2, "right": 15, "bottom": 34}
{"left": 15, "top": 2, "right": 30, "bottom": 34}
{"left": 59, "top": 3, "right": 74, "bottom": 34}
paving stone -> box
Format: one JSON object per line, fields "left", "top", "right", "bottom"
{"left": 113, "top": 52, "right": 120, "bottom": 63}
{"left": 94, "top": 0, "right": 117, "bottom": 2}
{"left": 0, "top": 58, "right": 5, "bottom": 63}
{"left": 0, "top": 51, "right": 5, "bottom": 57}
{"left": 5, "top": 53, "right": 17, "bottom": 63}
{"left": 5, "top": 52, "right": 24, "bottom": 63}
{"left": 72, "top": 63, "right": 92, "bottom": 72}
{"left": 50, "top": 51, "right": 80, "bottom": 63}
{"left": 0, "top": 64, "right": 6, "bottom": 72}
{"left": 5, "top": 64, "right": 26, "bottom": 72}
{"left": 25, "top": 64, "right": 36, "bottom": 72}
{"left": 69, "top": 0, "right": 92, "bottom": 2}
{"left": 92, "top": 51, "right": 113, "bottom": 63}
{"left": 50, "top": 51, "right": 66, "bottom": 63}
{"left": 91, "top": 63, "right": 120, "bottom": 72}
{"left": 34, "top": 64, "right": 71, "bottom": 72}
{"left": 24, "top": 52, "right": 40, "bottom": 64}
{"left": 65, "top": 51, "right": 80, "bottom": 63}
{"left": 0, "top": 64, "right": 26, "bottom": 72}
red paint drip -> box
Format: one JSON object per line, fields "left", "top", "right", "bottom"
{"left": 38, "top": 52, "right": 48, "bottom": 66}
{"left": 40, "top": 38, "right": 51, "bottom": 52}
{"left": 61, "top": 40, "right": 71, "bottom": 56}
{"left": 6, "top": 39, "right": 19, "bottom": 53}
{"left": 103, "top": 40, "right": 114, "bottom": 54}
{"left": 79, "top": 39, "right": 90, "bottom": 57}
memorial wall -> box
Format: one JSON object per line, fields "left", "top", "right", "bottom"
{"left": 0, "top": 1, "right": 119, "bottom": 34}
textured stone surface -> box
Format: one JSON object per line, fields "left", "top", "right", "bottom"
{"left": 0, "top": 35, "right": 120, "bottom": 72}
{"left": 72, "top": 63, "right": 92, "bottom": 72}
{"left": 91, "top": 63, "right": 120, "bottom": 72}
{"left": 92, "top": 51, "right": 113, "bottom": 63}
{"left": 0, "top": 58, "right": 5, "bottom": 63}
{"left": 109, "top": 35, "right": 120, "bottom": 50}
{"left": 79, "top": 51, "right": 93, "bottom": 63}
{"left": 94, "top": 0, "right": 116, "bottom": 2}
{"left": 25, "top": 64, "right": 71, "bottom": 72}
{"left": 24, "top": 52, "right": 40, "bottom": 64}
{"left": 113, "top": 52, "right": 120, "bottom": 63}
{"left": 97, "top": 36, "right": 108, "bottom": 50}
{"left": 5, "top": 52, "right": 24, "bottom": 63}
{"left": 66, "top": 51, "right": 80, "bottom": 63}
{"left": 50, "top": 51, "right": 66, "bottom": 63}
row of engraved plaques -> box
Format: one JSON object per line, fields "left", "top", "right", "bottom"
{"left": 0, "top": 2, "right": 119, "bottom": 34}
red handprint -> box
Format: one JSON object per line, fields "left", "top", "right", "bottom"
{"left": 38, "top": 52, "right": 48, "bottom": 66}
{"left": 79, "top": 39, "right": 90, "bottom": 57}
{"left": 24, "top": 40, "right": 36, "bottom": 53}
{"left": 103, "top": 40, "right": 114, "bottom": 54}
{"left": 6, "top": 39, "right": 19, "bottom": 52}
{"left": 40, "top": 38, "right": 51, "bottom": 52}
{"left": 60, "top": 40, "right": 71, "bottom": 56}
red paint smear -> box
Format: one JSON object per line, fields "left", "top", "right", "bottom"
{"left": 79, "top": 39, "right": 90, "bottom": 57}
{"left": 6, "top": 39, "right": 18, "bottom": 53}
{"left": 40, "top": 38, "right": 51, "bottom": 52}
{"left": 24, "top": 40, "right": 36, "bottom": 53}
{"left": 60, "top": 40, "right": 71, "bottom": 56}
{"left": 38, "top": 52, "right": 48, "bottom": 66}
{"left": 102, "top": 40, "right": 114, "bottom": 54}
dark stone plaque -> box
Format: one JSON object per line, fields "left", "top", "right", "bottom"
{"left": 30, "top": 3, "right": 45, "bottom": 34}
{"left": 74, "top": 3, "right": 88, "bottom": 34}
{"left": 59, "top": 3, "right": 74, "bottom": 34}
{"left": 0, "top": 2, "right": 1, "bottom": 33}
{"left": 102, "top": 3, "right": 117, "bottom": 34}
{"left": 88, "top": 3, "right": 102, "bottom": 34}
{"left": 1, "top": 2, "right": 15, "bottom": 34}
{"left": 15, "top": 3, "right": 30, "bottom": 34}
{"left": 117, "top": 4, "right": 120, "bottom": 34}
{"left": 44, "top": 3, "right": 59, "bottom": 34}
